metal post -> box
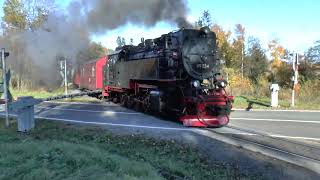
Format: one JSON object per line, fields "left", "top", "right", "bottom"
{"left": 64, "top": 59, "right": 68, "bottom": 95}
{"left": 1, "top": 48, "right": 9, "bottom": 127}
{"left": 291, "top": 88, "right": 295, "bottom": 107}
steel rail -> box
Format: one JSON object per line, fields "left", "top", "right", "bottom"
{"left": 226, "top": 125, "right": 320, "bottom": 153}
{"left": 200, "top": 127, "right": 320, "bottom": 174}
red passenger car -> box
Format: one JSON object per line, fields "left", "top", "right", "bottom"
{"left": 74, "top": 57, "right": 107, "bottom": 90}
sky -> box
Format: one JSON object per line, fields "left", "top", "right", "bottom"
{"left": 0, "top": 0, "right": 320, "bottom": 53}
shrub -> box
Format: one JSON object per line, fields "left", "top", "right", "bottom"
{"left": 227, "top": 74, "right": 254, "bottom": 96}
{"left": 297, "top": 79, "right": 320, "bottom": 103}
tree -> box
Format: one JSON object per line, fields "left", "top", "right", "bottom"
{"left": 267, "top": 39, "right": 290, "bottom": 86}
{"left": 273, "top": 63, "right": 292, "bottom": 87}
{"left": 76, "top": 42, "right": 108, "bottom": 64}
{"left": 211, "top": 24, "right": 233, "bottom": 67}
{"left": 301, "top": 42, "right": 320, "bottom": 81}
{"left": 195, "top": 10, "right": 212, "bottom": 28}
{"left": 232, "top": 24, "right": 246, "bottom": 74}
{"left": 244, "top": 37, "right": 268, "bottom": 83}
{"left": 2, "top": 0, "right": 57, "bottom": 89}
{"left": 2, "top": 0, "right": 27, "bottom": 30}
{"left": 2, "top": 0, "right": 53, "bottom": 31}
{"left": 305, "top": 40, "right": 320, "bottom": 63}
{"left": 121, "top": 37, "right": 126, "bottom": 46}
{"left": 116, "top": 36, "right": 126, "bottom": 47}
{"left": 268, "top": 39, "right": 285, "bottom": 68}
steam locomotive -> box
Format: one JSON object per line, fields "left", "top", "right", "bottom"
{"left": 74, "top": 27, "right": 233, "bottom": 127}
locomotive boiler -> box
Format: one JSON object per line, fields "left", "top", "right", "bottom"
{"left": 101, "top": 27, "right": 233, "bottom": 127}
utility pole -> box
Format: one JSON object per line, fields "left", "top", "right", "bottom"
{"left": 291, "top": 53, "right": 299, "bottom": 107}
{"left": 1, "top": 48, "right": 9, "bottom": 127}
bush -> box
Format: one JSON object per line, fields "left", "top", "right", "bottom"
{"left": 297, "top": 79, "right": 320, "bottom": 103}
{"left": 227, "top": 74, "right": 254, "bottom": 96}
{"left": 252, "top": 75, "right": 270, "bottom": 97}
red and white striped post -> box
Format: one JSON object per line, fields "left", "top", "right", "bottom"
{"left": 291, "top": 53, "right": 299, "bottom": 107}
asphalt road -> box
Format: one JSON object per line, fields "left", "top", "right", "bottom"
{"left": 29, "top": 101, "right": 320, "bottom": 143}
{"left": 3, "top": 100, "right": 320, "bottom": 146}
{"left": 230, "top": 110, "right": 320, "bottom": 142}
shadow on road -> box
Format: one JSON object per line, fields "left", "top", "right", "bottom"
{"left": 239, "top": 96, "right": 270, "bottom": 111}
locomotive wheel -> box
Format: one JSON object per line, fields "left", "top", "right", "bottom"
{"left": 127, "top": 96, "right": 135, "bottom": 109}
{"left": 112, "top": 97, "right": 118, "bottom": 103}
{"left": 134, "top": 102, "right": 142, "bottom": 112}
{"left": 120, "top": 95, "right": 128, "bottom": 107}
{"left": 142, "top": 97, "right": 150, "bottom": 113}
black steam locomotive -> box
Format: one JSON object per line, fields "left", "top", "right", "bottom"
{"left": 99, "top": 27, "right": 233, "bottom": 127}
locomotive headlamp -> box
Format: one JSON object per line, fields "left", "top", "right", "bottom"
{"left": 217, "top": 80, "right": 227, "bottom": 88}
{"left": 200, "top": 26, "right": 210, "bottom": 34}
{"left": 192, "top": 80, "right": 200, "bottom": 88}
{"left": 220, "top": 81, "right": 226, "bottom": 87}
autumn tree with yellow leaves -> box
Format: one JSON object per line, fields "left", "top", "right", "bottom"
{"left": 268, "top": 39, "right": 285, "bottom": 68}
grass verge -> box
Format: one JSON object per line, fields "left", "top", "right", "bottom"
{"left": 10, "top": 88, "right": 64, "bottom": 99}
{"left": 10, "top": 88, "right": 101, "bottom": 103}
{"left": 0, "top": 120, "right": 250, "bottom": 180}
{"left": 233, "top": 96, "right": 320, "bottom": 110}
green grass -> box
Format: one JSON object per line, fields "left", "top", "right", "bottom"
{"left": 233, "top": 96, "right": 320, "bottom": 110}
{"left": 10, "top": 88, "right": 101, "bottom": 103}
{"left": 10, "top": 88, "right": 65, "bottom": 99}
{"left": 0, "top": 120, "right": 250, "bottom": 180}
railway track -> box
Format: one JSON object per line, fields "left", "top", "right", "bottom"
{"left": 194, "top": 125, "right": 320, "bottom": 174}
{"left": 226, "top": 125, "right": 320, "bottom": 154}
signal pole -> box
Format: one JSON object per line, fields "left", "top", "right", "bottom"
{"left": 291, "top": 53, "right": 299, "bottom": 107}
{"left": 64, "top": 59, "right": 68, "bottom": 95}
{"left": 1, "top": 48, "right": 9, "bottom": 127}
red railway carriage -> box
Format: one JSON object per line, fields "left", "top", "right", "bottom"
{"left": 74, "top": 57, "right": 107, "bottom": 90}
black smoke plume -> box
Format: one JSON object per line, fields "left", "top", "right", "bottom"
{"left": 1, "top": 0, "right": 191, "bottom": 89}
{"left": 81, "top": 0, "right": 192, "bottom": 33}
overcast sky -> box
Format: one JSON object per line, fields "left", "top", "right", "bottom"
{"left": 1, "top": 0, "right": 319, "bottom": 53}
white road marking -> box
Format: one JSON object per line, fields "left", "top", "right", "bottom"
{"left": 268, "top": 135, "right": 320, "bottom": 141}
{"left": 42, "top": 101, "right": 114, "bottom": 106}
{"left": 35, "top": 116, "right": 189, "bottom": 131}
{"left": 1, "top": 111, "right": 320, "bottom": 141}
{"left": 218, "top": 128, "right": 320, "bottom": 141}
{"left": 233, "top": 108, "right": 320, "bottom": 113}
{"left": 231, "top": 117, "right": 320, "bottom": 124}
{"left": 36, "top": 106, "right": 140, "bottom": 115}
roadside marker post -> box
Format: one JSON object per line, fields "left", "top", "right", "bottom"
{"left": 270, "top": 84, "right": 279, "bottom": 107}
